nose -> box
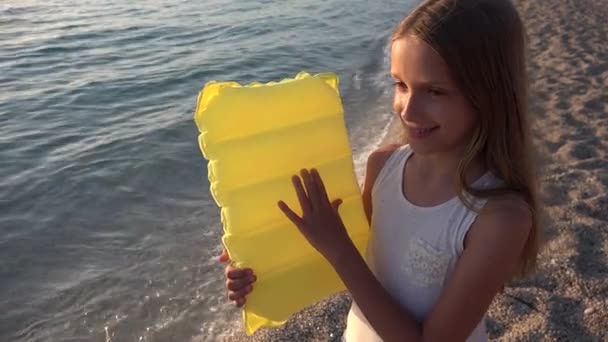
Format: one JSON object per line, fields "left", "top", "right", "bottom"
{"left": 393, "top": 91, "right": 422, "bottom": 124}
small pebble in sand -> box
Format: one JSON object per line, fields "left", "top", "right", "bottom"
{"left": 584, "top": 307, "right": 595, "bottom": 315}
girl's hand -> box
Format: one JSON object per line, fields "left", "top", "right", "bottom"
{"left": 218, "top": 249, "right": 256, "bottom": 307}
{"left": 278, "top": 168, "right": 354, "bottom": 266}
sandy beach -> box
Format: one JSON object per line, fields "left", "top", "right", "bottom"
{"left": 224, "top": 0, "right": 608, "bottom": 340}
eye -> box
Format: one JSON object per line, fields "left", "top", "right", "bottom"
{"left": 428, "top": 87, "right": 444, "bottom": 96}
{"left": 392, "top": 80, "right": 407, "bottom": 91}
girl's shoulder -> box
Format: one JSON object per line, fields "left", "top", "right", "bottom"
{"left": 367, "top": 143, "right": 407, "bottom": 167}
{"left": 480, "top": 193, "right": 532, "bottom": 231}
{"left": 466, "top": 193, "right": 533, "bottom": 252}
{"left": 365, "top": 143, "right": 406, "bottom": 182}
{"left": 361, "top": 144, "right": 406, "bottom": 218}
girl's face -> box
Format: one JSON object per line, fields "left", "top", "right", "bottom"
{"left": 391, "top": 36, "right": 477, "bottom": 155}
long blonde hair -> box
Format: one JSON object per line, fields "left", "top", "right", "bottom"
{"left": 393, "top": 0, "right": 541, "bottom": 277}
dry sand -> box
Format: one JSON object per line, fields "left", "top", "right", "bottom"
{"left": 222, "top": 0, "right": 608, "bottom": 340}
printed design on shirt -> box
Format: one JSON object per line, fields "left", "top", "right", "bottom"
{"left": 402, "top": 237, "right": 451, "bottom": 288}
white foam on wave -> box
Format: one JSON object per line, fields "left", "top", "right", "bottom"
{"left": 351, "top": 114, "right": 395, "bottom": 185}
{"left": 348, "top": 37, "right": 395, "bottom": 185}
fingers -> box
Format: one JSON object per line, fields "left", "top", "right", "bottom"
{"left": 235, "top": 297, "right": 246, "bottom": 307}
{"left": 283, "top": 168, "right": 339, "bottom": 220}
{"left": 217, "top": 248, "right": 230, "bottom": 263}
{"left": 224, "top": 265, "right": 256, "bottom": 307}
{"left": 229, "top": 285, "right": 253, "bottom": 306}
{"left": 310, "top": 168, "right": 330, "bottom": 204}
{"left": 228, "top": 284, "right": 253, "bottom": 308}
{"left": 301, "top": 169, "right": 321, "bottom": 205}
{"left": 292, "top": 175, "right": 311, "bottom": 216}
{"left": 226, "top": 275, "right": 256, "bottom": 291}
{"left": 225, "top": 264, "right": 253, "bottom": 278}
{"left": 278, "top": 201, "right": 305, "bottom": 228}
{"left": 228, "top": 284, "right": 253, "bottom": 299}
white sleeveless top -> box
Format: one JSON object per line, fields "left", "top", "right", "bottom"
{"left": 343, "top": 145, "right": 502, "bottom": 342}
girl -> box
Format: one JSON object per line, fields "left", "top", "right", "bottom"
{"left": 220, "top": 0, "right": 541, "bottom": 340}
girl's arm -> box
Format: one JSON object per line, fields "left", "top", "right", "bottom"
{"left": 333, "top": 196, "right": 532, "bottom": 342}
{"left": 361, "top": 144, "right": 401, "bottom": 224}
{"left": 279, "top": 152, "right": 532, "bottom": 342}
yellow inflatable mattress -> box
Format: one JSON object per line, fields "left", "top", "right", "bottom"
{"left": 193, "top": 72, "right": 369, "bottom": 335}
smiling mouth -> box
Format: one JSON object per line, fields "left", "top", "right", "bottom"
{"left": 412, "top": 127, "right": 436, "bottom": 134}
{"left": 407, "top": 126, "right": 439, "bottom": 138}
